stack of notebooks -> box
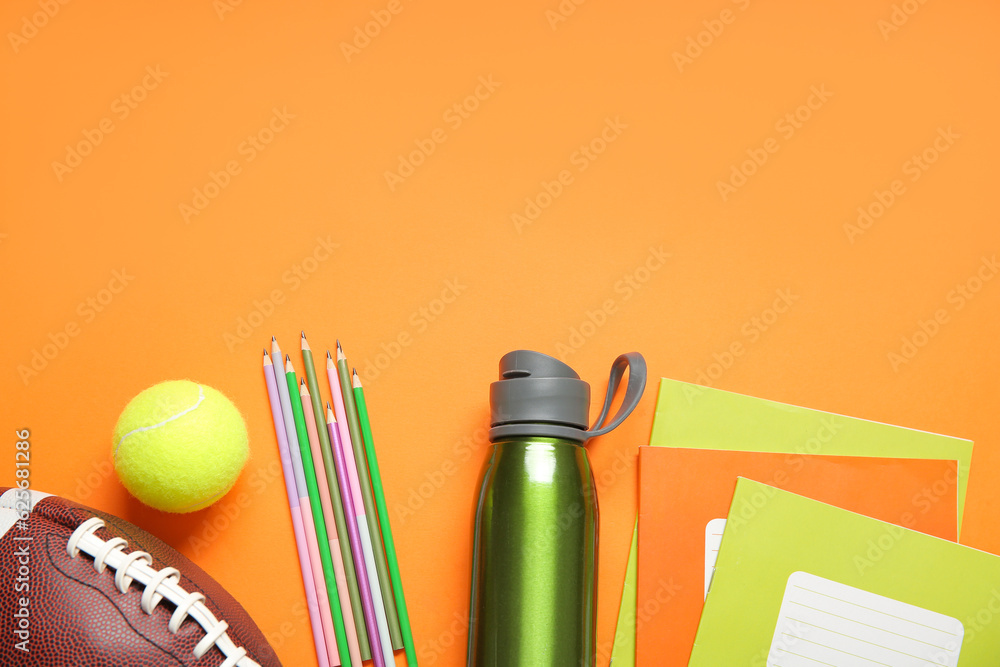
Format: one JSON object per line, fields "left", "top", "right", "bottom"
{"left": 612, "top": 379, "right": 1000, "bottom": 666}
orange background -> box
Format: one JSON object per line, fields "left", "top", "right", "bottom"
{"left": 1, "top": 1, "right": 998, "bottom": 666}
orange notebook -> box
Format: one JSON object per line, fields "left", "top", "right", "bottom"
{"left": 636, "top": 447, "right": 959, "bottom": 667}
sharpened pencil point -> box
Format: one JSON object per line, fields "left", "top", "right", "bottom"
{"left": 352, "top": 368, "right": 362, "bottom": 389}
{"left": 326, "top": 349, "right": 332, "bottom": 359}
{"left": 271, "top": 335, "right": 276, "bottom": 342}
{"left": 285, "top": 354, "right": 291, "bottom": 363}
{"left": 301, "top": 330, "right": 306, "bottom": 338}
{"left": 336, "top": 339, "right": 343, "bottom": 353}
{"left": 326, "top": 404, "right": 335, "bottom": 422}
{"left": 263, "top": 349, "right": 269, "bottom": 357}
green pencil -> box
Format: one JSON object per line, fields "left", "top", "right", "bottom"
{"left": 336, "top": 341, "right": 403, "bottom": 649}
{"left": 354, "top": 368, "right": 418, "bottom": 666}
{"left": 284, "top": 356, "right": 351, "bottom": 667}
{"left": 301, "top": 332, "right": 371, "bottom": 660}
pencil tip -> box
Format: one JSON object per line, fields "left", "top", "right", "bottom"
{"left": 326, "top": 349, "right": 332, "bottom": 359}
{"left": 300, "top": 377, "right": 306, "bottom": 386}
{"left": 285, "top": 354, "right": 291, "bottom": 362}
{"left": 336, "top": 339, "right": 343, "bottom": 352}
{"left": 301, "top": 330, "right": 306, "bottom": 338}
{"left": 263, "top": 349, "right": 268, "bottom": 356}
{"left": 272, "top": 335, "right": 276, "bottom": 342}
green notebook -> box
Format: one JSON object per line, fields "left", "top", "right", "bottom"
{"left": 610, "top": 379, "right": 974, "bottom": 666}
{"left": 689, "top": 478, "right": 1000, "bottom": 666}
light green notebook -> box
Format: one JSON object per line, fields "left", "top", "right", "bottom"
{"left": 610, "top": 379, "right": 974, "bottom": 666}
{"left": 689, "top": 478, "right": 1000, "bottom": 666}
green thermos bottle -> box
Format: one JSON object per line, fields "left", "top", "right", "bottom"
{"left": 467, "top": 350, "right": 647, "bottom": 667}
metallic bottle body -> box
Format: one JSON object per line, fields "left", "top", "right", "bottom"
{"left": 467, "top": 437, "right": 599, "bottom": 667}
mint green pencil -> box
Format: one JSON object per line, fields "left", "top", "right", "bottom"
{"left": 285, "top": 356, "right": 352, "bottom": 667}
{"left": 353, "top": 368, "right": 418, "bottom": 666}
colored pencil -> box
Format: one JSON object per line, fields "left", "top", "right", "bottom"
{"left": 262, "top": 351, "right": 331, "bottom": 667}
{"left": 354, "top": 369, "right": 419, "bottom": 666}
{"left": 327, "top": 365, "right": 395, "bottom": 665}
{"left": 335, "top": 341, "right": 404, "bottom": 648}
{"left": 299, "top": 381, "right": 364, "bottom": 667}
{"left": 271, "top": 345, "right": 340, "bottom": 667}
{"left": 326, "top": 404, "right": 391, "bottom": 667}
{"left": 302, "top": 333, "right": 371, "bottom": 660}
{"left": 285, "top": 356, "right": 352, "bottom": 667}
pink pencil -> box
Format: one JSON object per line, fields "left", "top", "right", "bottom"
{"left": 262, "top": 352, "right": 330, "bottom": 667}
{"left": 264, "top": 350, "right": 336, "bottom": 667}
{"left": 325, "top": 405, "right": 388, "bottom": 667}
{"left": 326, "top": 355, "right": 395, "bottom": 665}
{"left": 299, "top": 381, "right": 364, "bottom": 667}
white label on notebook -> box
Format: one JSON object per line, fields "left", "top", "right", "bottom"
{"left": 768, "top": 571, "right": 964, "bottom": 667}
{"left": 704, "top": 518, "right": 726, "bottom": 600}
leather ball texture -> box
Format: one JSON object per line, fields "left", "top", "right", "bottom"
{"left": 0, "top": 487, "right": 282, "bottom": 667}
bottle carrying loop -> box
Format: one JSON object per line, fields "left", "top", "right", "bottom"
{"left": 584, "top": 352, "right": 647, "bottom": 440}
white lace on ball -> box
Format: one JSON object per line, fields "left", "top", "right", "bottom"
{"left": 66, "top": 517, "right": 260, "bottom": 667}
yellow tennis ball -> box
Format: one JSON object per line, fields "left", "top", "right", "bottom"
{"left": 112, "top": 380, "right": 249, "bottom": 513}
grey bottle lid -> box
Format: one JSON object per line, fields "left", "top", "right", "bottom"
{"left": 489, "top": 350, "right": 647, "bottom": 443}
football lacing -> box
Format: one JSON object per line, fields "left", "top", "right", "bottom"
{"left": 66, "top": 517, "right": 259, "bottom": 667}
